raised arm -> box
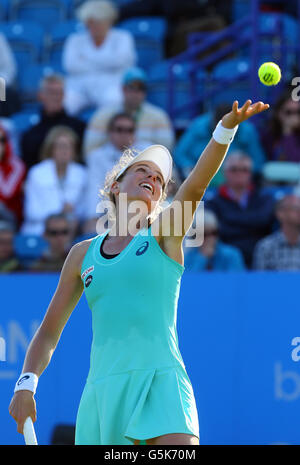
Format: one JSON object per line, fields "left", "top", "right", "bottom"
{"left": 161, "top": 100, "right": 269, "bottom": 240}
{"left": 8, "top": 241, "right": 89, "bottom": 434}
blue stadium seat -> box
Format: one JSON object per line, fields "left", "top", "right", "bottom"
{"left": 14, "top": 234, "right": 48, "bottom": 266}
{"left": 11, "top": 0, "right": 72, "bottom": 32}
{"left": 11, "top": 111, "right": 40, "bottom": 134}
{"left": 147, "top": 60, "right": 206, "bottom": 121}
{"left": 45, "top": 20, "right": 84, "bottom": 66}
{"left": 210, "top": 57, "right": 252, "bottom": 105}
{"left": 18, "top": 63, "right": 64, "bottom": 100}
{"left": 0, "top": 21, "right": 44, "bottom": 69}
{"left": 119, "top": 17, "right": 167, "bottom": 70}
{"left": 0, "top": 0, "right": 9, "bottom": 20}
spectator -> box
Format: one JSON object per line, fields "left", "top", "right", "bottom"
{"left": 21, "top": 126, "right": 87, "bottom": 236}
{"left": 260, "top": 90, "right": 300, "bottom": 162}
{"left": 84, "top": 112, "right": 150, "bottom": 223}
{"left": 30, "top": 214, "right": 73, "bottom": 272}
{"left": 0, "top": 33, "right": 21, "bottom": 117}
{"left": 206, "top": 152, "right": 275, "bottom": 268}
{"left": 0, "top": 221, "right": 22, "bottom": 272}
{"left": 62, "top": 0, "right": 136, "bottom": 116}
{"left": 83, "top": 67, "right": 175, "bottom": 156}
{"left": 253, "top": 194, "right": 300, "bottom": 270}
{"left": 0, "top": 125, "right": 26, "bottom": 227}
{"left": 21, "top": 74, "right": 86, "bottom": 170}
{"left": 184, "top": 209, "right": 245, "bottom": 271}
{"left": 174, "top": 103, "right": 266, "bottom": 185}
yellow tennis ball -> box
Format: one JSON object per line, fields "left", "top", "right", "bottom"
{"left": 258, "top": 62, "right": 281, "bottom": 86}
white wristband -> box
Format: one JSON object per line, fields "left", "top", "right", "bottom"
{"left": 14, "top": 372, "right": 38, "bottom": 394}
{"left": 212, "top": 120, "right": 238, "bottom": 145}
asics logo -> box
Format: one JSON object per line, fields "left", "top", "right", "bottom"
{"left": 136, "top": 241, "right": 149, "bottom": 256}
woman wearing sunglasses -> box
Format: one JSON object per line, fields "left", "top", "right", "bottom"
{"left": 9, "top": 100, "right": 268, "bottom": 445}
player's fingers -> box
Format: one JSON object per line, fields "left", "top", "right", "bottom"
{"left": 232, "top": 100, "right": 239, "bottom": 112}
{"left": 241, "top": 99, "right": 252, "bottom": 113}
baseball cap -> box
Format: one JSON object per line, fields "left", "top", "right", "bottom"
{"left": 115, "top": 145, "right": 173, "bottom": 187}
{"left": 123, "top": 67, "right": 147, "bottom": 86}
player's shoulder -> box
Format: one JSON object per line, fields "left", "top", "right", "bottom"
{"left": 64, "top": 238, "right": 96, "bottom": 273}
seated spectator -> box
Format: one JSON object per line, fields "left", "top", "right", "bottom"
{"left": 21, "top": 73, "right": 86, "bottom": 169}
{"left": 184, "top": 209, "right": 245, "bottom": 271}
{"left": 174, "top": 103, "right": 266, "bottom": 184}
{"left": 0, "top": 125, "right": 26, "bottom": 227}
{"left": 84, "top": 112, "right": 150, "bottom": 223}
{"left": 253, "top": 194, "right": 300, "bottom": 270}
{"left": 21, "top": 126, "right": 87, "bottom": 236}
{"left": 62, "top": 0, "right": 136, "bottom": 116}
{"left": 206, "top": 152, "right": 275, "bottom": 268}
{"left": 260, "top": 90, "right": 300, "bottom": 162}
{"left": 30, "top": 214, "right": 73, "bottom": 272}
{"left": 0, "top": 220, "right": 22, "bottom": 272}
{"left": 0, "top": 33, "right": 21, "bottom": 117}
{"left": 83, "top": 67, "right": 175, "bottom": 156}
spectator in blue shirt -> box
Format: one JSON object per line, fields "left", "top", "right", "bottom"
{"left": 184, "top": 209, "right": 245, "bottom": 271}
{"left": 205, "top": 152, "right": 276, "bottom": 268}
{"left": 174, "top": 103, "right": 266, "bottom": 185}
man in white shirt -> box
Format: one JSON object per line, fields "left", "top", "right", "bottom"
{"left": 83, "top": 67, "right": 175, "bottom": 156}
{"left": 62, "top": 0, "right": 136, "bottom": 116}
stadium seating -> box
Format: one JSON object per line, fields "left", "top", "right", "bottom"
{"left": 18, "top": 62, "right": 63, "bottom": 101}
{"left": 14, "top": 233, "right": 48, "bottom": 266}
{"left": 10, "top": 0, "right": 72, "bottom": 32}
{"left": 118, "top": 17, "right": 167, "bottom": 70}
{"left": 0, "top": 21, "right": 44, "bottom": 69}
{"left": 147, "top": 60, "right": 206, "bottom": 122}
{"left": 210, "top": 57, "right": 252, "bottom": 105}
{"left": 11, "top": 111, "right": 40, "bottom": 134}
{"left": 0, "top": 0, "right": 9, "bottom": 20}
{"left": 44, "top": 20, "right": 84, "bottom": 67}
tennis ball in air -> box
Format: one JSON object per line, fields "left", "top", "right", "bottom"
{"left": 258, "top": 62, "right": 281, "bottom": 86}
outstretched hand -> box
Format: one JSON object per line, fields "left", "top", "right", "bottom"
{"left": 221, "top": 100, "right": 270, "bottom": 129}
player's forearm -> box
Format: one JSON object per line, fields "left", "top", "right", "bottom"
{"left": 186, "top": 137, "right": 230, "bottom": 193}
{"left": 22, "top": 326, "right": 58, "bottom": 378}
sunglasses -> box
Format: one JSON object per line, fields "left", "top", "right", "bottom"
{"left": 46, "top": 229, "right": 70, "bottom": 236}
{"left": 112, "top": 126, "right": 135, "bottom": 134}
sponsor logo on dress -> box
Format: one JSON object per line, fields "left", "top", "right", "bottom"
{"left": 81, "top": 266, "right": 94, "bottom": 280}
{"left": 136, "top": 241, "right": 149, "bottom": 256}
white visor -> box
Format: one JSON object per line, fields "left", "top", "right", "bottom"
{"left": 115, "top": 145, "right": 173, "bottom": 187}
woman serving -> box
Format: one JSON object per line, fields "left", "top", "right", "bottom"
{"left": 9, "top": 100, "right": 269, "bottom": 445}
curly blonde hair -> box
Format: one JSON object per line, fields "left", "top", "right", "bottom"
{"left": 99, "top": 148, "right": 173, "bottom": 223}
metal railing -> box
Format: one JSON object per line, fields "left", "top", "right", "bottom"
{"left": 166, "top": 0, "right": 300, "bottom": 125}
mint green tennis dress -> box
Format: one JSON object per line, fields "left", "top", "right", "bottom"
{"left": 75, "top": 225, "right": 199, "bottom": 445}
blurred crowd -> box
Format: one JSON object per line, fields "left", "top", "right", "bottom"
{"left": 1, "top": 0, "right": 300, "bottom": 273}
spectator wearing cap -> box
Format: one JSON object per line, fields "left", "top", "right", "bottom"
{"left": 83, "top": 67, "right": 175, "bottom": 156}
{"left": 84, "top": 112, "right": 150, "bottom": 225}
{"left": 62, "top": 0, "right": 136, "bottom": 116}
{"left": 21, "top": 126, "right": 87, "bottom": 236}
{"left": 0, "top": 221, "right": 22, "bottom": 272}
{"left": 206, "top": 152, "right": 275, "bottom": 268}
{"left": 0, "top": 125, "right": 26, "bottom": 227}
{"left": 21, "top": 74, "right": 86, "bottom": 170}
{"left": 30, "top": 214, "right": 73, "bottom": 272}
{"left": 174, "top": 103, "right": 266, "bottom": 184}
{"left": 253, "top": 194, "right": 300, "bottom": 270}
{"left": 184, "top": 209, "right": 245, "bottom": 271}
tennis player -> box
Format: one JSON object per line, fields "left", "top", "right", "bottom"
{"left": 9, "top": 100, "right": 269, "bottom": 445}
